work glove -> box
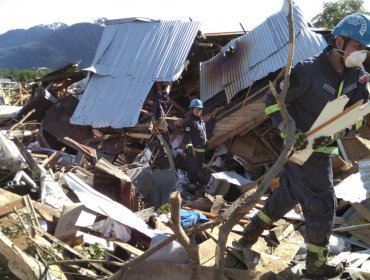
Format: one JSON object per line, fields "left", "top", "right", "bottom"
{"left": 293, "top": 129, "right": 308, "bottom": 152}
{"left": 312, "top": 132, "right": 342, "bottom": 150}
{"left": 280, "top": 128, "right": 308, "bottom": 152}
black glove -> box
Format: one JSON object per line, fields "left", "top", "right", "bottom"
{"left": 186, "top": 145, "right": 196, "bottom": 157}
{"left": 293, "top": 130, "right": 308, "bottom": 152}
{"left": 312, "top": 135, "right": 336, "bottom": 149}
{"left": 312, "top": 131, "right": 343, "bottom": 149}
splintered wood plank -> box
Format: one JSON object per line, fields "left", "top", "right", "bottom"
{"left": 114, "top": 241, "right": 144, "bottom": 257}
{"left": 199, "top": 238, "right": 216, "bottom": 266}
{"left": 41, "top": 147, "right": 65, "bottom": 168}
{"left": 272, "top": 227, "right": 304, "bottom": 263}
{"left": 0, "top": 198, "right": 24, "bottom": 217}
{"left": 32, "top": 202, "right": 61, "bottom": 222}
{"left": 0, "top": 186, "right": 60, "bottom": 222}
{"left": 291, "top": 98, "right": 367, "bottom": 165}
{"left": 351, "top": 201, "right": 370, "bottom": 222}
{"left": 333, "top": 223, "right": 370, "bottom": 232}
{"left": 272, "top": 240, "right": 301, "bottom": 263}
{"left": 254, "top": 252, "right": 287, "bottom": 275}
{"left": 330, "top": 250, "right": 370, "bottom": 268}
{"left": 0, "top": 189, "right": 22, "bottom": 206}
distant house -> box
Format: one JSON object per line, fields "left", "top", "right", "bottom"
{"left": 0, "top": 78, "right": 17, "bottom": 87}
{"left": 0, "top": 78, "right": 17, "bottom": 105}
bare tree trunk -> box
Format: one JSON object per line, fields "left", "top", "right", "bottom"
{"left": 109, "top": 217, "right": 218, "bottom": 279}
{"left": 168, "top": 191, "right": 200, "bottom": 280}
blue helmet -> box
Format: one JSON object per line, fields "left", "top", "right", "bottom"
{"left": 332, "top": 13, "right": 370, "bottom": 47}
{"left": 189, "top": 99, "right": 203, "bottom": 109}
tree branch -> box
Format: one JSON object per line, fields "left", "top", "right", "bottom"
{"left": 167, "top": 192, "right": 200, "bottom": 280}
{"left": 213, "top": 1, "right": 296, "bottom": 278}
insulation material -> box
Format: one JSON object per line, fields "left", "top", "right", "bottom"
{"left": 335, "top": 158, "right": 370, "bottom": 203}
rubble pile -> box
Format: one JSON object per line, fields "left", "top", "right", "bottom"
{"left": 0, "top": 58, "right": 368, "bottom": 280}
{"left": 1, "top": 3, "right": 370, "bottom": 279}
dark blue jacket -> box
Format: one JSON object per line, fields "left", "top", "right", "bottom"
{"left": 183, "top": 114, "right": 207, "bottom": 149}
{"left": 266, "top": 46, "right": 369, "bottom": 132}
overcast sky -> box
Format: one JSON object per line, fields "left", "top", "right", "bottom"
{"left": 1, "top": 0, "right": 370, "bottom": 35}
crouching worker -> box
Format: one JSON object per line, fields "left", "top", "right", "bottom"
{"left": 183, "top": 99, "right": 207, "bottom": 191}
{"left": 237, "top": 13, "right": 370, "bottom": 279}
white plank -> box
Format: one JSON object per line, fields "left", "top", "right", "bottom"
{"left": 329, "top": 250, "right": 370, "bottom": 267}
{"left": 291, "top": 97, "right": 370, "bottom": 165}
{"left": 64, "top": 172, "right": 155, "bottom": 238}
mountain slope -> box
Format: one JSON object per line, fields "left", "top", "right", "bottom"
{"left": 0, "top": 23, "right": 104, "bottom": 69}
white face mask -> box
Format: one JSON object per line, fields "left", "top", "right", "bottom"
{"left": 335, "top": 49, "right": 368, "bottom": 68}
{"left": 344, "top": 50, "right": 368, "bottom": 67}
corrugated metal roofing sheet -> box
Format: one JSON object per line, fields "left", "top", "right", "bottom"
{"left": 71, "top": 18, "right": 201, "bottom": 128}
{"left": 200, "top": 0, "right": 328, "bottom": 103}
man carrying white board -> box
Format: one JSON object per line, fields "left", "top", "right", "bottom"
{"left": 238, "top": 13, "right": 370, "bottom": 278}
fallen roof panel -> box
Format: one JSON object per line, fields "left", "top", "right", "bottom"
{"left": 71, "top": 18, "right": 201, "bottom": 128}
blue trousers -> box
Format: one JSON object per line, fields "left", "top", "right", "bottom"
{"left": 262, "top": 153, "right": 336, "bottom": 246}
{"left": 185, "top": 151, "right": 204, "bottom": 184}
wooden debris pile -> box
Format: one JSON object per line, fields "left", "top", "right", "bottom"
{"left": 0, "top": 47, "right": 369, "bottom": 280}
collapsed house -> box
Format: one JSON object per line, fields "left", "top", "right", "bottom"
{"left": 0, "top": 0, "right": 369, "bottom": 279}
{"left": 200, "top": 0, "right": 327, "bottom": 172}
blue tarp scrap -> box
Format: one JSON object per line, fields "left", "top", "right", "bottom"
{"left": 180, "top": 209, "right": 209, "bottom": 230}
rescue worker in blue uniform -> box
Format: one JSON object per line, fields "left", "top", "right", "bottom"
{"left": 237, "top": 13, "right": 370, "bottom": 278}
{"left": 183, "top": 99, "right": 207, "bottom": 188}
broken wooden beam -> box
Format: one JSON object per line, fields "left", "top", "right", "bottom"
{"left": 0, "top": 231, "right": 67, "bottom": 280}
{"left": 332, "top": 223, "right": 370, "bottom": 232}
